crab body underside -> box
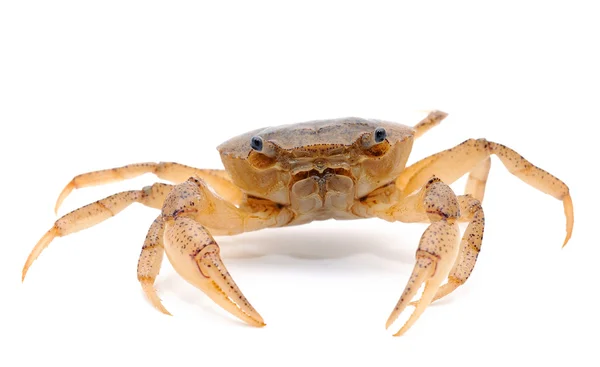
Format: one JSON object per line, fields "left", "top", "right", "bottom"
{"left": 22, "top": 111, "right": 573, "bottom": 336}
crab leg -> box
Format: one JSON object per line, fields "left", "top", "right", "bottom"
{"left": 22, "top": 183, "right": 172, "bottom": 281}
{"left": 397, "top": 138, "right": 573, "bottom": 246}
{"left": 412, "top": 112, "right": 491, "bottom": 201}
{"left": 139, "top": 208, "right": 266, "bottom": 324}
{"left": 407, "top": 195, "right": 485, "bottom": 305}
{"left": 55, "top": 162, "right": 242, "bottom": 213}
{"left": 412, "top": 110, "right": 448, "bottom": 139}
{"left": 465, "top": 157, "right": 491, "bottom": 202}
{"left": 163, "top": 215, "right": 264, "bottom": 326}
{"left": 156, "top": 177, "right": 293, "bottom": 325}
{"left": 138, "top": 216, "right": 170, "bottom": 315}
{"left": 384, "top": 178, "right": 461, "bottom": 336}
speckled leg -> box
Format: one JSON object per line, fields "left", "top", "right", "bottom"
{"left": 397, "top": 138, "right": 573, "bottom": 246}
{"left": 412, "top": 110, "right": 448, "bottom": 139}
{"left": 383, "top": 178, "right": 461, "bottom": 336}
{"left": 55, "top": 162, "right": 242, "bottom": 213}
{"left": 158, "top": 177, "right": 291, "bottom": 326}
{"left": 409, "top": 195, "right": 485, "bottom": 305}
{"left": 465, "top": 157, "right": 491, "bottom": 202}
{"left": 137, "top": 216, "right": 170, "bottom": 315}
{"left": 22, "top": 183, "right": 172, "bottom": 281}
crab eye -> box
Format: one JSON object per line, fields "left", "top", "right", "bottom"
{"left": 374, "top": 128, "right": 387, "bottom": 143}
{"left": 250, "top": 136, "right": 263, "bottom": 151}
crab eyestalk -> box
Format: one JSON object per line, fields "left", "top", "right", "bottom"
{"left": 360, "top": 127, "right": 387, "bottom": 149}
{"left": 250, "top": 135, "right": 278, "bottom": 158}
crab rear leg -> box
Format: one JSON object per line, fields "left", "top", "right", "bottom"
{"left": 22, "top": 183, "right": 172, "bottom": 280}
{"left": 55, "top": 162, "right": 242, "bottom": 213}
{"left": 412, "top": 110, "right": 448, "bottom": 139}
{"left": 397, "top": 138, "right": 573, "bottom": 246}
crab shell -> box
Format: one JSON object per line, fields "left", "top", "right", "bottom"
{"left": 217, "top": 117, "right": 415, "bottom": 205}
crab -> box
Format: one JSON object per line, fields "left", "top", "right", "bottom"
{"left": 21, "top": 111, "right": 573, "bottom": 336}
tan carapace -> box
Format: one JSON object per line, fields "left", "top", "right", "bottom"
{"left": 22, "top": 111, "right": 573, "bottom": 336}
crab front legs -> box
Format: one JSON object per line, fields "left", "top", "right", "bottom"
{"left": 424, "top": 195, "right": 485, "bottom": 304}
{"left": 354, "top": 178, "right": 484, "bottom": 335}
{"left": 143, "top": 177, "right": 292, "bottom": 325}
{"left": 381, "top": 178, "right": 468, "bottom": 336}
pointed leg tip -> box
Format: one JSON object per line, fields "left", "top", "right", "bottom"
{"left": 392, "top": 322, "right": 413, "bottom": 336}
{"left": 561, "top": 223, "right": 573, "bottom": 248}
{"left": 562, "top": 193, "right": 574, "bottom": 248}
{"left": 23, "top": 227, "right": 58, "bottom": 281}
{"left": 55, "top": 181, "right": 75, "bottom": 214}
{"left": 141, "top": 281, "right": 173, "bottom": 316}
{"left": 387, "top": 314, "right": 409, "bottom": 336}
{"left": 246, "top": 313, "right": 266, "bottom": 327}
{"left": 22, "top": 256, "right": 36, "bottom": 283}
{"left": 562, "top": 237, "right": 568, "bottom": 248}
{"left": 155, "top": 302, "right": 172, "bottom": 316}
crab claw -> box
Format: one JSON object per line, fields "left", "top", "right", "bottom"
{"left": 385, "top": 255, "right": 441, "bottom": 336}
{"left": 386, "top": 220, "right": 460, "bottom": 336}
{"left": 164, "top": 217, "right": 265, "bottom": 327}
{"left": 197, "top": 245, "right": 265, "bottom": 326}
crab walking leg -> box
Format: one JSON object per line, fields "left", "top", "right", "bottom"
{"left": 397, "top": 138, "right": 573, "bottom": 246}
{"left": 158, "top": 177, "right": 292, "bottom": 325}
{"left": 55, "top": 162, "right": 242, "bottom": 213}
{"left": 412, "top": 110, "right": 448, "bottom": 139}
{"left": 384, "top": 178, "right": 461, "bottom": 336}
{"left": 465, "top": 157, "right": 491, "bottom": 202}
{"left": 22, "top": 183, "right": 172, "bottom": 281}
{"left": 137, "top": 216, "right": 170, "bottom": 315}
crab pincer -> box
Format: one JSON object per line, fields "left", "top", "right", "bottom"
{"left": 386, "top": 222, "right": 460, "bottom": 336}
{"left": 160, "top": 215, "right": 265, "bottom": 326}
{"left": 384, "top": 178, "right": 461, "bottom": 336}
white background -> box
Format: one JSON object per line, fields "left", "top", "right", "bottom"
{"left": 1, "top": 1, "right": 598, "bottom": 366}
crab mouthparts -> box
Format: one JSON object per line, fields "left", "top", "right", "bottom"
{"left": 291, "top": 167, "right": 353, "bottom": 182}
